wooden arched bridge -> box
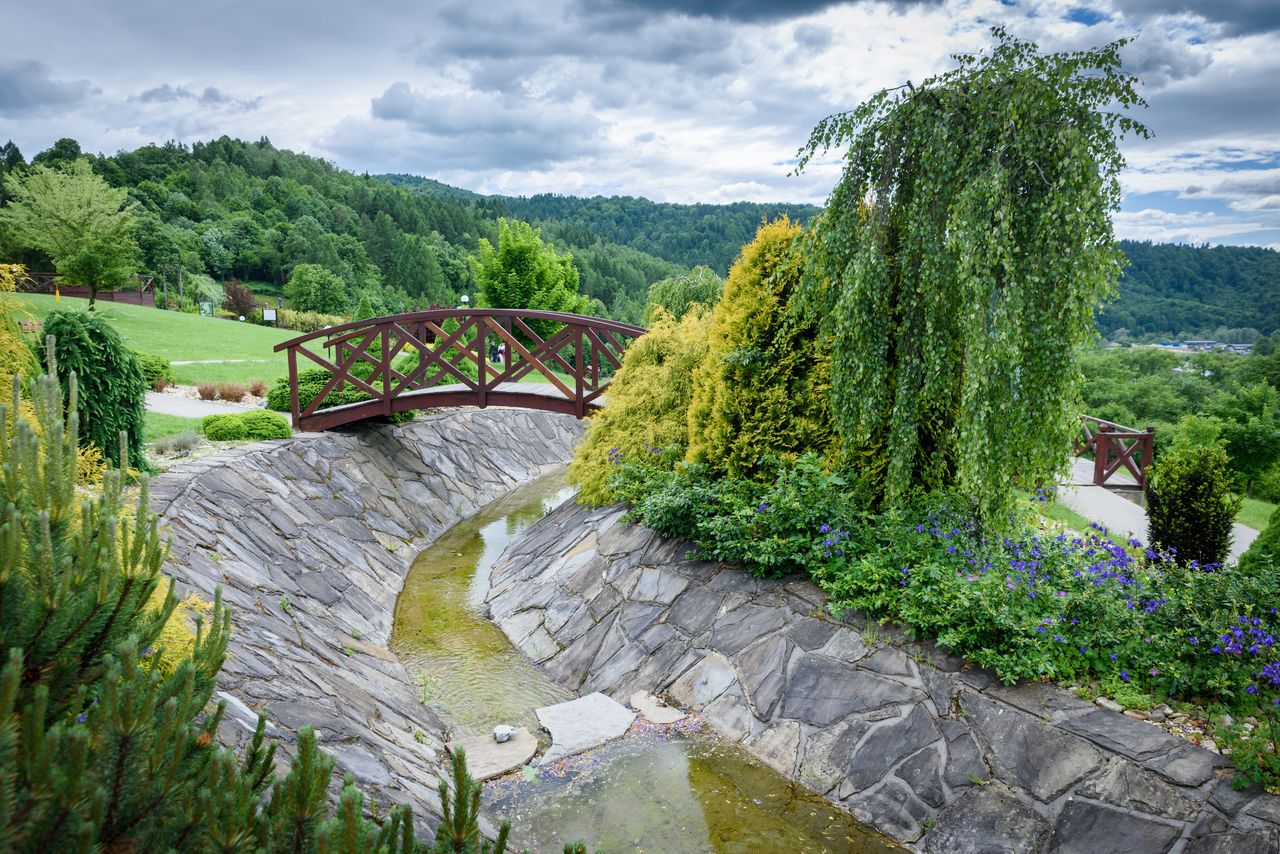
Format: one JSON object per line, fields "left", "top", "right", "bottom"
{"left": 274, "top": 309, "right": 646, "bottom": 431}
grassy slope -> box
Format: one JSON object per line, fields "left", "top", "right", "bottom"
{"left": 15, "top": 295, "right": 293, "bottom": 386}
{"left": 15, "top": 294, "right": 572, "bottom": 389}
{"left": 1239, "top": 497, "right": 1278, "bottom": 532}
{"left": 143, "top": 412, "right": 203, "bottom": 442}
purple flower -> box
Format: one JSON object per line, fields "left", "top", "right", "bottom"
{"left": 819, "top": 523, "right": 831, "bottom": 534}
{"left": 1120, "top": 671, "right": 1130, "bottom": 682}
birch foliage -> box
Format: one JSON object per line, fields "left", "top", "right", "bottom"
{"left": 795, "top": 30, "right": 1149, "bottom": 517}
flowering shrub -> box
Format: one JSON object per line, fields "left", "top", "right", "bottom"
{"left": 614, "top": 452, "right": 1280, "bottom": 786}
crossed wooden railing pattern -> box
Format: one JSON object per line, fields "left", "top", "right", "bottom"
{"left": 273, "top": 309, "right": 647, "bottom": 431}
{"left": 1074, "top": 415, "right": 1156, "bottom": 488}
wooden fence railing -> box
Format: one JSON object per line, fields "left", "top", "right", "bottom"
{"left": 1074, "top": 415, "right": 1156, "bottom": 488}
{"left": 273, "top": 309, "right": 646, "bottom": 431}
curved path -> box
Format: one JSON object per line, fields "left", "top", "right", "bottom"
{"left": 1058, "top": 459, "right": 1258, "bottom": 564}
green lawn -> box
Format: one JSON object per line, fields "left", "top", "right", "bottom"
{"left": 15, "top": 294, "right": 293, "bottom": 386}
{"left": 143, "top": 412, "right": 203, "bottom": 443}
{"left": 1239, "top": 497, "right": 1278, "bottom": 532}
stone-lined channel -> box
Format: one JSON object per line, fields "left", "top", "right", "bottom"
{"left": 391, "top": 471, "right": 899, "bottom": 853}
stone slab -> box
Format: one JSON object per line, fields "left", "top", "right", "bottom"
{"left": 447, "top": 727, "right": 538, "bottom": 781}
{"left": 536, "top": 692, "right": 636, "bottom": 765}
{"left": 630, "top": 690, "right": 686, "bottom": 724}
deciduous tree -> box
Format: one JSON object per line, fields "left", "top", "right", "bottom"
{"left": 795, "top": 29, "right": 1149, "bottom": 517}
{"left": 0, "top": 159, "right": 139, "bottom": 307}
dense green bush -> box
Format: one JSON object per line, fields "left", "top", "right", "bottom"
{"left": 1238, "top": 505, "right": 1280, "bottom": 572}
{"left": 202, "top": 410, "right": 291, "bottom": 441}
{"left": 685, "top": 217, "right": 836, "bottom": 477}
{"left": 568, "top": 308, "right": 713, "bottom": 505}
{"left": 1146, "top": 442, "right": 1241, "bottom": 567}
{"left": 277, "top": 308, "right": 348, "bottom": 333}
{"left": 614, "top": 453, "right": 871, "bottom": 577}
{"left": 40, "top": 309, "right": 145, "bottom": 468}
{"left": 134, "top": 350, "right": 174, "bottom": 389}
{"left": 644, "top": 266, "right": 723, "bottom": 323}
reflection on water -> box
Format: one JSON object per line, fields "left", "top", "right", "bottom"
{"left": 391, "top": 470, "right": 902, "bottom": 853}
{"left": 391, "top": 472, "right": 577, "bottom": 737}
{"left": 487, "top": 731, "right": 902, "bottom": 854}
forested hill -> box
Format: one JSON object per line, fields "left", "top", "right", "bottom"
{"left": 0, "top": 137, "right": 689, "bottom": 325}
{"left": 2, "top": 135, "right": 1273, "bottom": 337}
{"left": 1104, "top": 241, "right": 1280, "bottom": 339}
{"left": 378, "top": 174, "right": 821, "bottom": 273}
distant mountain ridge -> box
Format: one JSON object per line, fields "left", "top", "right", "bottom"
{"left": 381, "top": 174, "right": 1279, "bottom": 339}
{"left": 375, "top": 173, "right": 822, "bottom": 274}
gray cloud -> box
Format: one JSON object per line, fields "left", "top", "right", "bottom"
{"left": 1116, "top": 0, "right": 1280, "bottom": 35}
{"left": 368, "top": 82, "right": 605, "bottom": 169}
{"left": 132, "top": 84, "right": 262, "bottom": 111}
{"left": 596, "top": 0, "right": 935, "bottom": 21}
{"left": 1119, "top": 34, "right": 1211, "bottom": 88}
{"left": 0, "top": 60, "right": 95, "bottom": 117}
{"left": 794, "top": 22, "right": 835, "bottom": 50}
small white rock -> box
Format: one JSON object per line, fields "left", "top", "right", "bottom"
{"left": 493, "top": 725, "right": 515, "bottom": 743}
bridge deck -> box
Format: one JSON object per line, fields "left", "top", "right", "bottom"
{"left": 300, "top": 381, "right": 608, "bottom": 431}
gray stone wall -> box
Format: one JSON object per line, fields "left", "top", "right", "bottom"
{"left": 148, "top": 409, "right": 582, "bottom": 834}
{"left": 488, "top": 500, "right": 1280, "bottom": 853}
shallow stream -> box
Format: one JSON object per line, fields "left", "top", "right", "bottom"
{"left": 391, "top": 471, "right": 900, "bottom": 853}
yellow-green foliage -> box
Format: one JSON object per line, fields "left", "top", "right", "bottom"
{"left": 569, "top": 308, "right": 713, "bottom": 505}
{"left": 76, "top": 440, "right": 108, "bottom": 485}
{"left": 685, "top": 217, "right": 837, "bottom": 477}
{"left": 147, "top": 585, "right": 212, "bottom": 677}
{"left": 1, "top": 266, "right": 42, "bottom": 438}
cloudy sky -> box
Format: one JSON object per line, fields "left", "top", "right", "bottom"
{"left": 3, "top": 0, "right": 1279, "bottom": 247}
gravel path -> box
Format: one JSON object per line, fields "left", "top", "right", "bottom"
{"left": 145, "top": 392, "right": 256, "bottom": 418}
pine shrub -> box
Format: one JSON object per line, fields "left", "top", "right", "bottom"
{"left": 685, "top": 217, "right": 837, "bottom": 478}
{"left": 569, "top": 308, "right": 713, "bottom": 505}
{"left": 38, "top": 311, "right": 145, "bottom": 468}
{"left": 0, "top": 359, "right": 521, "bottom": 851}
{"left": 1146, "top": 442, "right": 1242, "bottom": 567}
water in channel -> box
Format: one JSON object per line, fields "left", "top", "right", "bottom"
{"left": 391, "top": 470, "right": 901, "bottom": 854}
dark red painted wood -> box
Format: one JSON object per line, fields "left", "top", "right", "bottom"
{"left": 274, "top": 309, "right": 646, "bottom": 431}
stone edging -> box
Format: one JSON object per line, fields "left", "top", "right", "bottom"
{"left": 487, "top": 500, "right": 1280, "bottom": 853}
{"left": 148, "top": 409, "right": 583, "bottom": 835}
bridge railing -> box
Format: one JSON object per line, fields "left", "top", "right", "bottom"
{"left": 1074, "top": 415, "right": 1155, "bottom": 488}
{"left": 273, "top": 308, "right": 646, "bottom": 431}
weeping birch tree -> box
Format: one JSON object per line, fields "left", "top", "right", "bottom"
{"left": 795, "top": 30, "right": 1149, "bottom": 518}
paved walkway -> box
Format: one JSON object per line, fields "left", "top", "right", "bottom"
{"left": 145, "top": 392, "right": 255, "bottom": 419}
{"left": 1058, "top": 459, "right": 1258, "bottom": 564}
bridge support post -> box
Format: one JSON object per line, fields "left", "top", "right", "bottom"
{"left": 1093, "top": 424, "right": 1110, "bottom": 486}
{"left": 476, "top": 319, "right": 487, "bottom": 409}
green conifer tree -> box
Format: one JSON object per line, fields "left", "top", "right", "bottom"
{"left": 0, "top": 353, "right": 518, "bottom": 852}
